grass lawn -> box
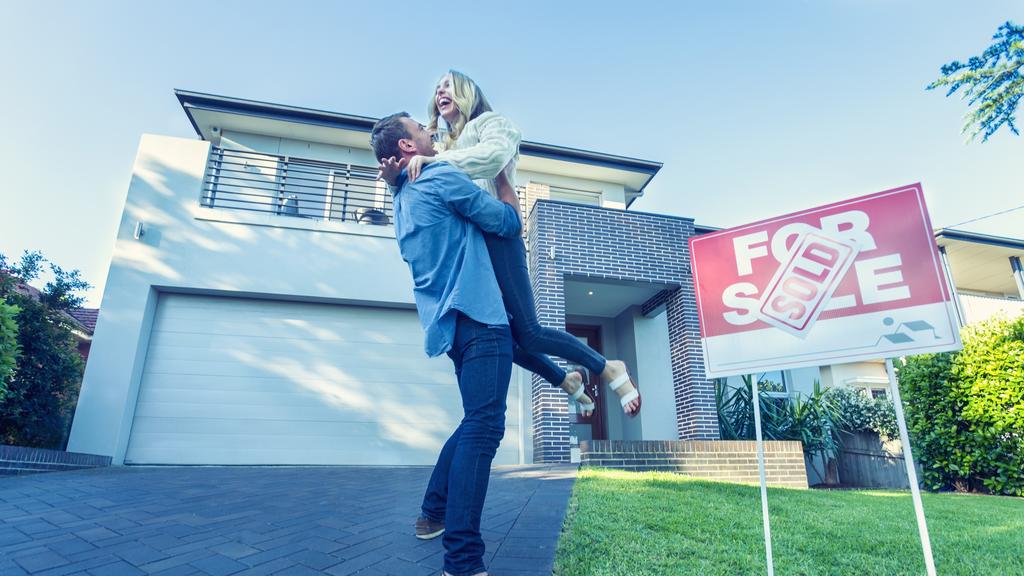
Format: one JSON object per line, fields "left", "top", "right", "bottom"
{"left": 554, "top": 468, "right": 1024, "bottom": 576}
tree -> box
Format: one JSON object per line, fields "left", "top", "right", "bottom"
{"left": 0, "top": 251, "right": 91, "bottom": 448}
{"left": 928, "top": 21, "right": 1024, "bottom": 142}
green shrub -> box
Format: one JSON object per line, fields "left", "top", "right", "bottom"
{"left": 830, "top": 387, "right": 898, "bottom": 439}
{"left": 0, "top": 251, "right": 89, "bottom": 449}
{"left": 899, "top": 315, "right": 1024, "bottom": 496}
{"left": 0, "top": 295, "right": 84, "bottom": 447}
{"left": 0, "top": 301, "right": 19, "bottom": 399}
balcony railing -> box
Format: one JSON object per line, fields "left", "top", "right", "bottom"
{"left": 202, "top": 148, "right": 392, "bottom": 225}
{"left": 959, "top": 292, "right": 1024, "bottom": 325}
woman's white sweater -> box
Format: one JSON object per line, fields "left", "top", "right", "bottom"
{"left": 435, "top": 111, "right": 521, "bottom": 198}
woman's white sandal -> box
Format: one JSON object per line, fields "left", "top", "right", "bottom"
{"left": 608, "top": 372, "right": 641, "bottom": 416}
{"left": 569, "top": 380, "right": 595, "bottom": 415}
{"left": 565, "top": 370, "right": 595, "bottom": 416}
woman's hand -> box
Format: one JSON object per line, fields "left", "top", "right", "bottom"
{"left": 494, "top": 164, "right": 519, "bottom": 208}
{"left": 407, "top": 155, "right": 435, "bottom": 182}
{"left": 494, "top": 164, "right": 522, "bottom": 233}
{"left": 378, "top": 156, "right": 407, "bottom": 187}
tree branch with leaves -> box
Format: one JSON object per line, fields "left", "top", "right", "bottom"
{"left": 928, "top": 21, "right": 1023, "bottom": 142}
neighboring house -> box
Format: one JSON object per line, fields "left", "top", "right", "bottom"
{"left": 70, "top": 90, "right": 726, "bottom": 468}
{"left": 66, "top": 308, "right": 99, "bottom": 362}
{"left": 11, "top": 282, "right": 96, "bottom": 362}
{"left": 936, "top": 228, "right": 1024, "bottom": 326}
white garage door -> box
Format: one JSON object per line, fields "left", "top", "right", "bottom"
{"left": 125, "top": 294, "right": 522, "bottom": 465}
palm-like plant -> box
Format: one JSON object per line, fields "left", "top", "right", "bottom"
{"left": 716, "top": 377, "right": 847, "bottom": 483}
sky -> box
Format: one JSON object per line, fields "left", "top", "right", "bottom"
{"left": 1, "top": 1, "right": 1021, "bottom": 307}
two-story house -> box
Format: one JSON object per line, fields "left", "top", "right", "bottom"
{"left": 68, "top": 90, "right": 746, "bottom": 474}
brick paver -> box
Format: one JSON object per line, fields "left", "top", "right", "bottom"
{"left": 0, "top": 464, "right": 576, "bottom": 575}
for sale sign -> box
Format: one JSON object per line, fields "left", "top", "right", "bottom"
{"left": 689, "top": 183, "right": 962, "bottom": 377}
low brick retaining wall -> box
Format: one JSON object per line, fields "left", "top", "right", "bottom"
{"left": 0, "top": 446, "right": 111, "bottom": 476}
{"left": 580, "top": 440, "right": 808, "bottom": 489}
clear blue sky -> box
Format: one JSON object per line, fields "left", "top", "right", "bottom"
{"left": 2, "top": 1, "right": 1021, "bottom": 306}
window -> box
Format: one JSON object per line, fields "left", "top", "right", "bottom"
{"left": 278, "top": 158, "right": 333, "bottom": 219}
{"left": 723, "top": 370, "right": 790, "bottom": 397}
{"left": 755, "top": 371, "right": 789, "bottom": 398}
{"left": 842, "top": 376, "right": 891, "bottom": 401}
{"left": 549, "top": 186, "right": 602, "bottom": 207}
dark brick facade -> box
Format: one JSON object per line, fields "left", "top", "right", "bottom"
{"left": 526, "top": 192, "right": 720, "bottom": 463}
{"left": 580, "top": 440, "right": 808, "bottom": 488}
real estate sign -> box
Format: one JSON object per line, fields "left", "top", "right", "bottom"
{"left": 690, "top": 183, "right": 962, "bottom": 377}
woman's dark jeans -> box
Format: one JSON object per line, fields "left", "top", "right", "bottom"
{"left": 421, "top": 313, "right": 513, "bottom": 576}
{"left": 484, "top": 232, "right": 606, "bottom": 386}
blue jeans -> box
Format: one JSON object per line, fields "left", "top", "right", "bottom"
{"left": 484, "top": 232, "right": 607, "bottom": 385}
{"left": 421, "top": 313, "right": 513, "bottom": 576}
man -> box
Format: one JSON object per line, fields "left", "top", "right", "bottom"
{"left": 370, "top": 112, "right": 522, "bottom": 576}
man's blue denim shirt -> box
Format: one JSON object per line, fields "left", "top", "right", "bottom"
{"left": 391, "top": 162, "right": 522, "bottom": 357}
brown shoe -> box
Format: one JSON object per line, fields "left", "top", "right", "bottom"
{"left": 415, "top": 516, "right": 445, "bottom": 540}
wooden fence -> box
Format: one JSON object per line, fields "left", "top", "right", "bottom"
{"left": 836, "top": 431, "right": 910, "bottom": 489}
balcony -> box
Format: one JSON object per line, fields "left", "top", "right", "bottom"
{"left": 959, "top": 292, "right": 1024, "bottom": 325}
{"left": 201, "top": 147, "right": 391, "bottom": 225}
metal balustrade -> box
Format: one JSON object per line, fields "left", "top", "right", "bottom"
{"left": 201, "top": 147, "right": 532, "bottom": 233}
{"left": 202, "top": 148, "right": 392, "bottom": 225}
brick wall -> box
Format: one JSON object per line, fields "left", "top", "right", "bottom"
{"left": 526, "top": 198, "right": 720, "bottom": 463}
{"left": 0, "top": 446, "right": 111, "bottom": 476}
{"left": 580, "top": 440, "right": 808, "bottom": 489}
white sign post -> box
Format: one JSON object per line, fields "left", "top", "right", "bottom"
{"left": 752, "top": 390, "right": 775, "bottom": 576}
{"left": 886, "top": 358, "right": 937, "bottom": 576}
{"left": 688, "top": 184, "right": 961, "bottom": 575}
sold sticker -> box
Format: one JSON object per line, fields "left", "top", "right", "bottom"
{"left": 758, "top": 231, "right": 859, "bottom": 337}
{"left": 689, "top": 184, "right": 962, "bottom": 377}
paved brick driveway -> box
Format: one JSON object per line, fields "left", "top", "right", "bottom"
{"left": 0, "top": 464, "right": 577, "bottom": 576}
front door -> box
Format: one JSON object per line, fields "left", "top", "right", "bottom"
{"left": 565, "top": 324, "right": 607, "bottom": 441}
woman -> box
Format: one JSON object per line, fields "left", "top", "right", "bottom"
{"left": 382, "top": 70, "right": 640, "bottom": 418}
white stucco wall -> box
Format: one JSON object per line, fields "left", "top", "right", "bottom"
{"left": 69, "top": 134, "right": 528, "bottom": 464}
{"left": 517, "top": 169, "right": 628, "bottom": 209}
{"left": 785, "top": 367, "right": 826, "bottom": 396}
{"left": 631, "top": 308, "right": 678, "bottom": 440}
{"left": 220, "top": 131, "right": 380, "bottom": 167}
{"left": 613, "top": 309, "right": 643, "bottom": 441}
{"left": 826, "top": 361, "right": 889, "bottom": 390}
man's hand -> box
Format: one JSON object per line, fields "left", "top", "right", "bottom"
{"left": 407, "top": 155, "right": 435, "bottom": 183}
{"left": 378, "top": 156, "right": 408, "bottom": 186}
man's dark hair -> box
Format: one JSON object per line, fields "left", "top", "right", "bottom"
{"left": 370, "top": 112, "right": 411, "bottom": 161}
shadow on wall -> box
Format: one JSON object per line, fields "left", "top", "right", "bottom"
{"left": 230, "top": 350, "right": 453, "bottom": 451}
{"left": 117, "top": 155, "right": 406, "bottom": 302}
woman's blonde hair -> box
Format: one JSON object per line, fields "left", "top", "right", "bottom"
{"left": 427, "top": 69, "right": 493, "bottom": 149}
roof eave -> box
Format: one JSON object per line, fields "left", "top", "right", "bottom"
{"left": 175, "top": 89, "right": 663, "bottom": 194}
{"left": 934, "top": 228, "right": 1024, "bottom": 251}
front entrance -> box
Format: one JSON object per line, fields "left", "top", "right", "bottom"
{"left": 566, "top": 324, "right": 607, "bottom": 441}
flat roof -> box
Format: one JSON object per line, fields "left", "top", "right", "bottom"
{"left": 934, "top": 228, "right": 1024, "bottom": 251}
{"left": 174, "top": 89, "right": 662, "bottom": 188}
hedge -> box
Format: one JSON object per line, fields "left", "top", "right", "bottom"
{"left": 898, "top": 315, "right": 1024, "bottom": 496}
